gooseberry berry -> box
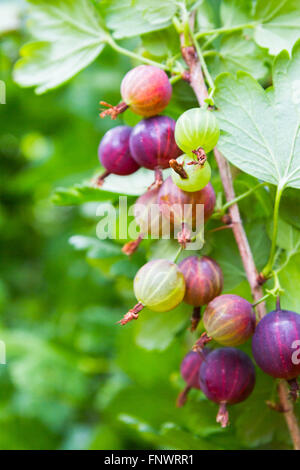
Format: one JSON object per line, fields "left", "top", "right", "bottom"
{"left": 130, "top": 115, "right": 181, "bottom": 188}
{"left": 158, "top": 177, "right": 216, "bottom": 247}
{"left": 97, "top": 125, "right": 140, "bottom": 185}
{"left": 252, "top": 302, "right": 300, "bottom": 399}
{"left": 175, "top": 108, "right": 219, "bottom": 157}
{"left": 179, "top": 256, "right": 223, "bottom": 331}
{"left": 177, "top": 349, "right": 211, "bottom": 407}
{"left": 122, "top": 188, "right": 171, "bottom": 255}
{"left": 100, "top": 65, "right": 172, "bottom": 119}
{"left": 199, "top": 347, "right": 256, "bottom": 427}
{"left": 170, "top": 155, "right": 211, "bottom": 192}
{"left": 203, "top": 294, "right": 256, "bottom": 347}
{"left": 118, "top": 259, "right": 185, "bottom": 325}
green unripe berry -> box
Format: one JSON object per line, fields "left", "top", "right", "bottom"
{"left": 118, "top": 259, "right": 186, "bottom": 325}
{"left": 171, "top": 155, "right": 211, "bottom": 192}
{"left": 134, "top": 259, "right": 186, "bottom": 312}
{"left": 175, "top": 108, "right": 220, "bottom": 155}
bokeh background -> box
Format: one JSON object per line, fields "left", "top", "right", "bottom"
{"left": 1, "top": 0, "right": 299, "bottom": 450}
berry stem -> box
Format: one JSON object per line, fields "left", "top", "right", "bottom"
{"left": 194, "top": 22, "right": 258, "bottom": 40}
{"left": 216, "top": 402, "right": 229, "bottom": 428}
{"left": 95, "top": 170, "right": 110, "bottom": 187}
{"left": 169, "top": 159, "right": 188, "bottom": 179}
{"left": 122, "top": 235, "right": 144, "bottom": 256}
{"left": 100, "top": 101, "right": 128, "bottom": 120}
{"left": 107, "top": 37, "right": 170, "bottom": 71}
{"left": 176, "top": 384, "right": 192, "bottom": 408}
{"left": 179, "top": 15, "right": 300, "bottom": 450}
{"left": 148, "top": 167, "right": 164, "bottom": 190}
{"left": 190, "top": 306, "right": 201, "bottom": 332}
{"left": 117, "top": 302, "right": 144, "bottom": 325}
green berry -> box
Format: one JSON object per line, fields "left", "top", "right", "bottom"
{"left": 175, "top": 108, "right": 220, "bottom": 155}
{"left": 171, "top": 155, "right": 211, "bottom": 192}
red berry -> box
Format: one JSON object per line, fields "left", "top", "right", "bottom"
{"left": 97, "top": 126, "right": 139, "bottom": 185}
{"left": 179, "top": 256, "right": 223, "bottom": 307}
{"left": 129, "top": 116, "right": 181, "bottom": 170}
{"left": 158, "top": 177, "right": 215, "bottom": 227}
{"left": 177, "top": 349, "right": 211, "bottom": 407}
{"left": 252, "top": 307, "right": 300, "bottom": 398}
{"left": 203, "top": 294, "right": 256, "bottom": 346}
{"left": 122, "top": 187, "right": 171, "bottom": 255}
{"left": 121, "top": 65, "right": 172, "bottom": 117}
{"left": 199, "top": 348, "right": 256, "bottom": 427}
{"left": 179, "top": 256, "right": 224, "bottom": 331}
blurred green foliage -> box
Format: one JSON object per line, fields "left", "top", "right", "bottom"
{"left": 0, "top": 0, "right": 300, "bottom": 450}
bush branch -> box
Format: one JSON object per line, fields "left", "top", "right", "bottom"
{"left": 180, "top": 35, "right": 300, "bottom": 450}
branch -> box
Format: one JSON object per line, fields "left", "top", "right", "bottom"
{"left": 180, "top": 36, "right": 300, "bottom": 450}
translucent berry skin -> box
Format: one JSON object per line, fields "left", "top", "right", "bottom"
{"left": 171, "top": 155, "right": 211, "bottom": 192}
{"left": 181, "top": 349, "right": 211, "bottom": 389}
{"left": 129, "top": 116, "right": 181, "bottom": 170}
{"left": 134, "top": 259, "right": 185, "bottom": 312}
{"left": 134, "top": 187, "right": 171, "bottom": 236}
{"left": 175, "top": 108, "right": 220, "bottom": 155}
{"left": 98, "top": 126, "right": 140, "bottom": 175}
{"left": 158, "top": 176, "right": 216, "bottom": 228}
{"left": 199, "top": 347, "right": 256, "bottom": 405}
{"left": 121, "top": 65, "right": 172, "bottom": 117}
{"left": 252, "top": 309, "right": 300, "bottom": 380}
{"left": 179, "top": 256, "right": 223, "bottom": 307}
{"left": 203, "top": 294, "right": 256, "bottom": 346}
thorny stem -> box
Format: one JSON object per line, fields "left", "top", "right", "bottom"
{"left": 181, "top": 24, "right": 300, "bottom": 450}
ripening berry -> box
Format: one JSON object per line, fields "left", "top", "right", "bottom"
{"left": 100, "top": 66, "right": 172, "bottom": 119}
{"left": 203, "top": 294, "right": 256, "bottom": 346}
{"left": 170, "top": 155, "right": 211, "bottom": 192}
{"left": 121, "top": 66, "right": 172, "bottom": 116}
{"left": 252, "top": 306, "right": 300, "bottom": 398}
{"left": 97, "top": 126, "right": 140, "bottom": 185}
{"left": 118, "top": 259, "right": 185, "bottom": 325}
{"left": 158, "top": 176, "right": 216, "bottom": 228}
{"left": 129, "top": 115, "right": 181, "bottom": 171}
{"left": 122, "top": 187, "right": 171, "bottom": 255}
{"left": 179, "top": 256, "right": 223, "bottom": 307}
{"left": 175, "top": 108, "right": 219, "bottom": 156}
{"left": 177, "top": 349, "right": 211, "bottom": 407}
{"left": 199, "top": 348, "right": 256, "bottom": 427}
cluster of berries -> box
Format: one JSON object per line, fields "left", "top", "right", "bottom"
{"left": 97, "top": 64, "right": 300, "bottom": 428}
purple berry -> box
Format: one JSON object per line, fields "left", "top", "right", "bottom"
{"left": 252, "top": 307, "right": 300, "bottom": 397}
{"left": 199, "top": 347, "right": 256, "bottom": 427}
{"left": 129, "top": 116, "right": 181, "bottom": 170}
{"left": 98, "top": 126, "right": 140, "bottom": 179}
{"left": 177, "top": 349, "right": 211, "bottom": 407}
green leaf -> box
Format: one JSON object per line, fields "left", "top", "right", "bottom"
{"left": 206, "top": 32, "right": 269, "bottom": 81}
{"left": 69, "top": 235, "right": 121, "bottom": 259}
{"left": 280, "top": 188, "right": 300, "bottom": 229}
{"left": 0, "top": 1, "right": 23, "bottom": 34}
{"left": 14, "top": 0, "right": 107, "bottom": 94}
{"left": 254, "top": 0, "right": 300, "bottom": 55}
{"left": 278, "top": 253, "right": 300, "bottom": 312}
{"left": 135, "top": 303, "right": 190, "bottom": 352}
{"left": 101, "top": 0, "right": 173, "bottom": 39}
{"left": 214, "top": 41, "right": 300, "bottom": 189}
{"left": 220, "top": 0, "right": 252, "bottom": 28}
{"left": 271, "top": 218, "right": 300, "bottom": 252}
{"left": 52, "top": 169, "right": 159, "bottom": 205}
